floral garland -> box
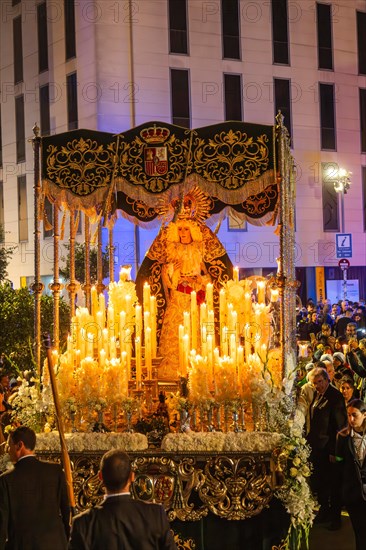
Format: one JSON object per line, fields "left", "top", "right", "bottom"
{"left": 274, "top": 412, "right": 316, "bottom": 550}
{"left": 36, "top": 432, "right": 148, "bottom": 452}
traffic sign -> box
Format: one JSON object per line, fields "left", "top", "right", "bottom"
{"left": 338, "top": 258, "right": 350, "bottom": 270}
{"left": 336, "top": 233, "right": 352, "bottom": 258}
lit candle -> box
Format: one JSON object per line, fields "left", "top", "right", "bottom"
{"left": 119, "top": 265, "right": 131, "bottom": 282}
{"left": 143, "top": 282, "right": 151, "bottom": 313}
{"left": 99, "top": 293, "right": 106, "bottom": 319}
{"left": 91, "top": 286, "right": 98, "bottom": 318}
{"left": 179, "top": 324, "right": 184, "bottom": 372}
{"left": 135, "top": 304, "right": 142, "bottom": 340}
{"left": 270, "top": 288, "right": 279, "bottom": 302}
{"left": 150, "top": 295, "right": 157, "bottom": 358}
{"left": 120, "top": 311, "right": 126, "bottom": 344}
{"left": 191, "top": 291, "right": 198, "bottom": 351}
{"left": 99, "top": 348, "right": 106, "bottom": 368}
{"left": 206, "top": 283, "right": 214, "bottom": 311}
{"left": 219, "top": 288, "right": 226, "bottom": 326}
{"left": 221, "top": 326, "right": 229, "bottom": 356}
{"left": 183, "top": 311, "right": 190, "bottom": 350}
{"left": 86, "top": 333, "right": 94, "bottom": 358}
{"left": 135, "top": 337, "right": 142, "bottom": 387}
{"left": 257, "top": 281, "right": 266, "bottom": 304}
{"left": 233, "top": 266, "right": 239, "bottom": 282}
{"left": 145, "top": 326, "right": 152, "bottom": 379}
{"left": 110, "top": 336, "right": 117, "bottom": 359}
{"left": 182, "top": 334, "right": 189, "bottom": 377}
{"left": 102, "top": 328, "right": 109, "bottom": 356}
{"left": 200, "top": 302, "right": 207, "bottom": 325}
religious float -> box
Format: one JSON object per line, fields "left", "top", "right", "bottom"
{"left": 1, "top": 115, "right": 315, "bottom": 550}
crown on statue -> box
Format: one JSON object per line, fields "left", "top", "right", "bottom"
{"left": 140, "top": 125, "right": 170, "bottom": 143}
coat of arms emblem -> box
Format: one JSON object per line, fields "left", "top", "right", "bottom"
{"left": 140, "top": 125, "right": 170, "bottom": 177}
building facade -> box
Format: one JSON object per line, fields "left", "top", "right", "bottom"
{"left": 0, "top": 0, "right": 366, "bottom": 303}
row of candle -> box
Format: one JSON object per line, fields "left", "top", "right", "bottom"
{"left": 178, "top": 276, "right": 274, "bottom": 377}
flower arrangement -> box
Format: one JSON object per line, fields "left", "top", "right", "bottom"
{"left": 274, "top": 415, "right": 316, "bottom": 550}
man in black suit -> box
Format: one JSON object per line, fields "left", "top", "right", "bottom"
{"left": 69, "top": 449, "right": 177, "bottom": 550}
{"left": 0, "top": 425, "right": 71, "bottom": 550}
{"left": 307, "top": 367, "right": 347, "bottom": 530}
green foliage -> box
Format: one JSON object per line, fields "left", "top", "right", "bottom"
{"left": 0, "top": 283, "right": 70, "bottom": 374}
{"left": 59, "top": 243, "right": 109, "bottom": 284}
{"left": 0, "top": 225, "right": 15, "bottom": 282}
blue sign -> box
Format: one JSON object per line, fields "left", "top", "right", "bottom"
{"left": 336, "top": 233, "right": 352, "bottom": 258}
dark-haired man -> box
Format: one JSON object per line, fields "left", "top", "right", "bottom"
{"left": 69, "top": 449, "right": 177, "bottom": 550}
{"left": 0, "top": 426, "right": 71, "bottom": 549}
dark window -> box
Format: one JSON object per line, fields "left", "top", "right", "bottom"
{"left": 40, "top": 84, "right": 50, "bottom": 136}
{"left": 221, "top": 0, "right": 240, "bottom": 60}
{"left": 15, "top": 95, "right": 26, "bottom": 163}
{"left": 37, "top": 2, "right": 48, "bottom": 72}
{"left": 18, "top": 175, "right": 28, "bottom": 242}
{"left": 169, "top": 0, "right": 188, "bottom": 54}
{"left": 317, "top": 3, "right": 333, "bottom": 70}
{"left": 224, "top": 74, "right": 242, "bottom": 121}
{"left": 363, "top": 166, "right": 366, "bottom": 232}
{"left": 357, "top": 12, "right": 366, "bottom": 75}
{"left": 271, "top": 0, "right": 289, "bottom": 64}
{"left": 170, "top": 69, "right": 190, "bottom": 128}
{"left": 65, "top": 0, "right": 76, "bottom": 60}
{"left": 360, "top": 88, "right": 366, "bottom": 153}
{"left": 319, "top": 83, "right": 336, "bottom": 150}
{"left": 43, "top": 197, "right": 53, "bottom": 239}
{"left": 13, "top": 16, "right": 23, "bottom": 84}
{"left": 0, "top": 181, "right": 4, "bottom": 235}
{"left": 274, "top": 78, "right": 292, "bottom": 144}
{"left": 66, "top": 72, "right": 78, "bottom": 130}
{"left": 322, "top": 162, "right": 339, "bottom": 231}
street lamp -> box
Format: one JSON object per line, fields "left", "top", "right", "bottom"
{"left": 332, "top": 167, "right": 352, "bottom": 233}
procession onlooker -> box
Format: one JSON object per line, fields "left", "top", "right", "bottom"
{"left": 306, "top": 368, "right": 347, "bottom": 528}
{"left": 336, "top": 399, "right": 366, "bottom": 549}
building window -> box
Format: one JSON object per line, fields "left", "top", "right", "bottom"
{"left": 13, "top": 15, "right": 23, "bottom": 84}
{"left": 317, "top": 3, "right": 333, "bottom": 70}
{"left": 363, "top": 167, "right": 366, "bottom": 232}
{"left": 224, "top": 74, "right": 242, "bottom": 121}
{"left": 322, "top": 163, "right": 339, "bottom": 231}
{"left": 18, "top": 175, "right": 28, "bottom": 242}
{"left": 357, "top": 12, "right": 366, "bottom": 75}
{"left": 37, "top": 2, "right": 48, "bottom": 73}
{"left": 221, "top": 0, "right": 240, "bottom": 60}
{"left": 271, "top": 0, "right": 289, "bottom": 65}
{"left": 67, "top": 72, "right": 78, "bottom": 130}
{"left": 15, "top": 95, "right": 25, "bottom": 163}
{"left": 274, "top": 78, "right": 292, "bottom": 144}
{"left": 360, "top": 89, "right": 366, "bottom": 153}
{"left": 168, "top": 0, "right": 188, "bottom": 54}
{"left": 65, "top": 0, "right": 76, "bottom": 60}
{"left": 43, "top": 197, "right": 53, "bottom": 239}
{"left": 170, "top": 68, "right": 190, "bottom": 128}
{"left": 319, "top": 83, "right": 336, "bottom": 150}
{"left": 40, "top": 84, "right": 50, "bottom": 136}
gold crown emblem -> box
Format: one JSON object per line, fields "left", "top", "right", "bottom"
{"left": 140, "top": 125, "right": 170, "bottom": 144}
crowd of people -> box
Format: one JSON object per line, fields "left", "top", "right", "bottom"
{"left": 296, "top": 298, "right": 366, "bottom": 549}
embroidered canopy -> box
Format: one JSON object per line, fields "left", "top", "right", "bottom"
{"left": 41, "top": 121, "right": 278, "bottom": 226}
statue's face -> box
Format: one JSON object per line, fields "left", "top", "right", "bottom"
{"left": 178, "top": 226, "right": 192, "bottom": 244}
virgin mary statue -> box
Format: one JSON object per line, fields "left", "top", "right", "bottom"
{"left": 136, "top": 192, "right": 233, "bottom": 379}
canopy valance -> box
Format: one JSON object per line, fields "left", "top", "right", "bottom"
{"left": 41, "top": 121, "right": 277, "bottom": 226}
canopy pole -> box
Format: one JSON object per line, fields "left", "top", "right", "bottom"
{"left": 128, "top": 0, "right": 140, "bottom": 274}
{"left": 32, "top": 123, "right": 44, "bottom": 376}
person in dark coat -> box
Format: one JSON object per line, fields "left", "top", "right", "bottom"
{"left": 336, "top": 399, "right": 366, "bottom": 550}
{"left": 306, "top": 367, "right": 347, "bottom": 529}
{"left": 69, "top": 449, "right": 177, "bottom": 550}
{"left": 0, "top": 426, "right": 71, "bottom": 550}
